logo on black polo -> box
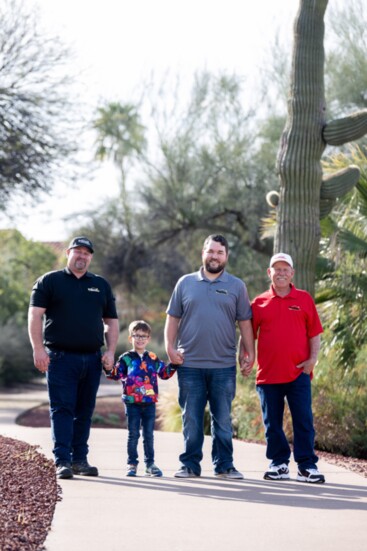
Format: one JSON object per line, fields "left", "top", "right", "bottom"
{"left": 88, "top": 287, "right": 100, "bottom": 293}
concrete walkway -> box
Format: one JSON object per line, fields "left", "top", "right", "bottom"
{"left": 1, "top": 382, "right": 367, "bottom": 551}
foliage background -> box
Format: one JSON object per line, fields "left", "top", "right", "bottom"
{"left": 1, "top": 0, "right": 367, "bottom": 458}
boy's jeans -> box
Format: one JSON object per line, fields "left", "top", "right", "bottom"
{"left": 46, "top": 349, "right": 102, "bottom": 465}
{"left": 125, "top": 403, "right": 156, "bottom": 466}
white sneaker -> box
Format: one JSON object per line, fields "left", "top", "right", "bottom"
{"left": 174, "top": 466, "right": 200, "bottom": 478}
{"left": 264, "top": 463, "right": 290, "bottom": 480}
{"left": 297, "top": 467, "right": 325, "bottom": 484}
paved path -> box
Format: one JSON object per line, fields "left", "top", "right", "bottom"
{"left": 1, "top": 382, "right": 367, "bottom": 551}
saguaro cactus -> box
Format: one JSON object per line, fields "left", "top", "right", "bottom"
{"left": 274, "top": 0, "right": 367, "bottom": 295}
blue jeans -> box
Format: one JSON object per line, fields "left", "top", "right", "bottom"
{"left": 177, "top": 366, "right": 236, "bottom": 475}
{"left": 256, "top": 373, "right": 318, "bottom": 469}
{"left": 125, "top": 403, "right": 156, "bottom": 466}
{"left": 46, "top": 349, "right": 102, "bottom": 465}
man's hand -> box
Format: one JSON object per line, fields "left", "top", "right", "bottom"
{"left": 168, "top": 347, "right": 185, "bottom": 365}
{"left": 239, "top": 355, "right": 254, "bottom": 377}
{"left": 102, "top": 350, "right": 115, "bottom": 371}
{"left": 296, "top": 358, "right": 316, "bottom": 375}
{"left": 33, "top": 348, "right": 50, "bottom": 373}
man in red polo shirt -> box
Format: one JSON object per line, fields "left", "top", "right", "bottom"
{"left": 240, "top": 253, "right": 325, "bottom": 483}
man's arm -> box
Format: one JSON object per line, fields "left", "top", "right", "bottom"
{"left": 164, "top": 315, "right": 184, "bottom": 364}
{"left": 102, "top": 318, "right": 119, "bottom": 370}
{"left": 28, "top": 306, "right": 50, "bottom": 373}
{"left": 238, "top": 320, "right": 255, "bottom": 377}
{"left": 296, "top": 334, "right": 321, "bottom": 375}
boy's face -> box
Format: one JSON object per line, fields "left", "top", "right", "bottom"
{"left": 129, "top": 331, "right": 150, "bottom": 353}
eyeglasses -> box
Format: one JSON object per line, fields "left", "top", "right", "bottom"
{"left": 131, "top": 334, "right": 149, "bottom": 340}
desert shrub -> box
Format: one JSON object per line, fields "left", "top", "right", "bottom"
{"left": 231, "top": 372, "right": 264, "bottom": 441}
{"left": 0, "top": 322, "right": 38, "bottom": 386}
{"left": 156, "top": 380, "right": 182, "bottom": 433}
{"left": 313, "top": 347, "right": 367, "bottom": 458}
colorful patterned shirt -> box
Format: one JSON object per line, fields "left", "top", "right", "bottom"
{"left": 106, "top": 350, "right": 177, "bottom": 404}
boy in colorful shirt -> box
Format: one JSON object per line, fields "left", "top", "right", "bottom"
{"left": 106, "top": 320, "right": 181, "bottom": 477}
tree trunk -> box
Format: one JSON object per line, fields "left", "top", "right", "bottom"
{"left": 275, "top": 0, "right": 328, "bottom": 295}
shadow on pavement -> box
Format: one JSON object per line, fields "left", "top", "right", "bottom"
{"left": 68, "top": 474, "right": 367, "bottom": 511}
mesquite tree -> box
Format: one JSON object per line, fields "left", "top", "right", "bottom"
{"left": 273, "top": 0, "right": 367, "bottom": 295}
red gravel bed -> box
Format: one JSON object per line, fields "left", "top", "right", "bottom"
{"left": 0, "top": 435, "right": 60, "bottom": 551}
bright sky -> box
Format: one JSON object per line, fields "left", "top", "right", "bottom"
{"left": 2, "top": 0, "right": 300, "bottom": 241}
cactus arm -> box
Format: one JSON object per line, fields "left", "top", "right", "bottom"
{"left": 319, "top": 165, "right": 360, "bottom": 218}
{"left": 323, "top": 110, "right": 367, "bottom": 146}
{"left": 321, "top": 165, "right": 361, "bottom": 198}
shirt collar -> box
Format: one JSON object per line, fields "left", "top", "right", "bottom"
{"left": 269, "top": 282, "right": 296, "bottom": 298}
{"left": 197, "top": 267, "right": 228, "bottom": 282}
{"left": 64, "top": 267, "right": 93, "bottom": 279}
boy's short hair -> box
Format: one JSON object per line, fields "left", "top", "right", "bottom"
{"left": 128, "top": 320, "right": 152, "bottom": 336}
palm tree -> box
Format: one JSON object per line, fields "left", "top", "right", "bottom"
{"left": 317, "top": 145, "right": 367, "bottom": 369}
{"left": 93, "top": 102, "right": 146, "bottom": 238}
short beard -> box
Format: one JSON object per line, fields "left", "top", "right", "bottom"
{"left": 205, "top": 261, "right": 225, "bottom": 274}
{"left": 73, "top": 260, "right": 87, "bottom": 271}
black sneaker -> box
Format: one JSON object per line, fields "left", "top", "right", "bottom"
{"left": 297, "top": 467, "right": 325, "bottom": 484}
{"left": 174, "top": 466, "right": 200, "bottom": 478}
{"left": 56, "top": 462, "right": 73, "bottom": 479}
{"left": 72, "top": 460, "right": 99, "bottom": 476}
{"left": 264, "top": 463, "right": 290, "bottom": 480}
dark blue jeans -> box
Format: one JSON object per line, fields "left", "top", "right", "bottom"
{"left": 177, "top": 366, "right": 236, "bottom": 475}
{"left": 46, "top": 349, "right": 102, "bottom": 465}
{"left": 125, "top": 403, "right": 156, "bottom": 466}
{"left": 256, "top": 373, "right": 318, "bottom": 469}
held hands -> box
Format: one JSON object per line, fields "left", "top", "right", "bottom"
{"left": 238, "top": 346, "right": 255, "bottom": 377}
{"left": 168, "top": 347, "right": 185, "bottom": 365}
{"left": 102, "top": 350, "right": 115, "bottom": 371}
{"left": 239, "top": 353, "right": 255, "bottom": 377}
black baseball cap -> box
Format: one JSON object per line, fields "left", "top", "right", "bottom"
{"left": 67, "top": 236, "right": 94, "bottom": 253}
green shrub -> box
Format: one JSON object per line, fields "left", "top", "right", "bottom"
{"left": 313, "top": 349, "right": 367, "bottom": 458}
{"left": 0, "top": 321, "right": 38, "bottom": 387}
{"left": 232, "top": 372, "right": 264, "bottom": 441}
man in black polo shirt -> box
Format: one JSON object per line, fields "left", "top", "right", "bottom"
{"left": 28, "top": 236, "right": 119, "bottom": 479}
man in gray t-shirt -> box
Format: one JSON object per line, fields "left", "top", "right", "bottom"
{"left": 165, "top": 234, "right": 255, "bottom": 479}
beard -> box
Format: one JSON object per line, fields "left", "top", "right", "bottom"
{"left": 205, "top": 259, "right": 226, "bottom": 274}
{"left": 73, "top": 259, "right": 87, "bottom": 271}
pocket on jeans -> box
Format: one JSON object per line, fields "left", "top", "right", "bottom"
{"left": 47, "top": 349, "right": 64, "bottom": 360}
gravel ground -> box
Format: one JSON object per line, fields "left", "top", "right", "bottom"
{"left": 2, "top": 396, "right": 366, "bottom": 550}
{"left": 0, "top": 435, "right": 60, "bottom": 551}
